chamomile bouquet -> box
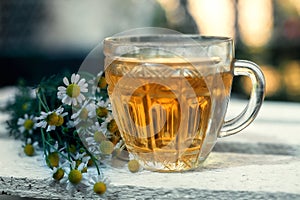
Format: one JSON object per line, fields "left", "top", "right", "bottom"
{"left": 3, "top": 70, "right": 140, "bottom": 197}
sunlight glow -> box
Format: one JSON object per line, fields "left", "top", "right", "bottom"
{"left": 187, "top": 0, "right": 235, "bottom": 38}
{"left": 238, "top": 0, "right": 273, "bottom": 48}
{"left": 289, "top": 0, "right": 300, "bottom": 15}
{"left": 156, "top": 0, "right": 185, "bottom": 25}
{"left": 284, "top": 61, "right": 300, "bottom": 97}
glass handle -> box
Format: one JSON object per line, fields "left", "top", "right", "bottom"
{"left": 218, "top": 60, "right": 266, "bottom": 137}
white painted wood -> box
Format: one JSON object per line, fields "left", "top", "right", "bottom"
{"left": 0, "top": 87, "right": 300, "bottom": 199}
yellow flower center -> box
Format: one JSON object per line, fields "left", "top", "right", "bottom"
{"left": 87, "top": 158, "right": 93, "bottom": 167}
{"left": 79, "top": 108, "right": 89, "bottom": 120}
{"left": 46, "top": 113, "right": 64, "bottom": 127}
{"left": 96, "top": 107, "right": 108, "bottom": 118}
{"left": 53, "top": 168, "right": 64, "bottom": 181}
{"left": 68, "top": 169, "right": 82, "bottom": 184}
{"left": 24, "top": 119, "right": 34, "bottom": 130}
{"left": 46, "top": 113, "right": 59, "bottom": 126}
{"left": 47, "top": 152, "right": 60, "bottom": 168}
{"left": 128, "top": 159, "right": 140, "bottom": 173}
{"left": 81, "top": 167, "right": 88, "bottom": 173}
{"left": 66, "top": 83, "right": 81, "bottom": 98}
{"left": 99, "top": 140, "right": 114, "bottom": 155}
{"left": 75, "top": 160, "right": 82, "bottom": 168}
{"left": 93, "top": 182, "right": 106, "bottom": 195}
{"left": 55, "top": 115, "right": 64, "bottom": 126}
{"left": 94, "top": 131, "right": 106, "bottom": 143}
{"left": 107, "top": 119, "right": 118, "bottom": 133}
{"left": 110, "top": 132, "right": 121, "bottom": 145}
{"left": 24, "top": 144, "right": 34, "bottom": 156}
{"left": 98, "top": 76, "right": 107, "bottom": 89}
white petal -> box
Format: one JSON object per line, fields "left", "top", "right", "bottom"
{"left": 71, "top": 74, "right": 76, "bottom": 83}
{"left": 80, "top": 86, "right": 88, "bottom": 93}
{"left": 71, "top": 112, "right": 79, "bottom": 119}
{"left": 78, "top": 94, "right": 86, "bottom": 102}
{"left": 36, "top": 121, "right": 46, "bottom": 128}
{"left": 86, "top": 137, "right": 94, "bottom": 143}
{"left": 77, "top": 79, "right": 86, "bottom": 87}
{"left": 33, "top": 141, "right": 39, "bottom": 147}
{"left": 58, "top": 86, "right": 66, "bottom": 91}
{"left": 81, "top": 179, "right": 89, "bottom": 186}
{"left": 71, "top": 161, "right": 76, "bottom": 169}
{"left": 78, "top": 163, "right": 85, "bottom": 171}
{"left": 77, "top": 95, "right": 84, "bottom": 104}
{"left": 61, "top": 112, "right": 68, "bottom": 117}
{"left": 72, "top": 98, "right": 77, "bottom": 106}
{"left": 60, "top": 176, "right": 68, "bottom": 184}
{"left": 46, "top": 125, "right": 56, "bottom": 132}
{"left": 19, "top": 127, "right": 25, "bottom": 133}
{"left": 72, "top": 74, "right": 80, "bottom": 84}
{"left": 56, "top": 107, "right": 64, "bottom": 114}
{"left": 82, "top": 156, "right": 90, "bottom": 163}
{"left": 17, "top": 118, "right": 25, "bottom": 125}
{"left": 57, "top": 93, "right": 65, "bottom": 99}
{"left": 73, "top": 119, "right": 80, "bottom": 126}
{"left": 63, "top": 96, "right": 72, "bottom": 105}
{"left": 52, "top": 167, "right": 58, "bottom": 173}
{"left": 63, "top": 77, "right": 69, "bottom": 86}
{"left": 92, "top": 176, "right": 98, "bottom": 183}
{"left": 75, "top": 74, "right": 80, "bottom": 83}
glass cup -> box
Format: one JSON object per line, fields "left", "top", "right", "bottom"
{"left": 103, "top": 34, "right": 265, "bottom": 172}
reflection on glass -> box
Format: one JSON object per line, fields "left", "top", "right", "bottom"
{"left": 241, "top": 65, "right": 281, "bottom": 98}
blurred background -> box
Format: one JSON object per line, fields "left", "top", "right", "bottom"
{"left": 1, "top": 0, "right": 300, "bottom": 102}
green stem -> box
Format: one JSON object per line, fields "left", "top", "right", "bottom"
{"left": 41, "top": 88, "right": 50, "bottom": 109}
{"left": 41, "top": 128, "right": 50, "bottom": 167}
{"left": 36, "top": 88, "right": 50, "bottom": 112}
{"left": 65, "top": 143, "right": 72, "bottom": 169}
{"left": 55, "top": 130, "right": 63, "bottom": 145}
{"left": 85, "top": 148, "right": 102, "bottom": 176}
{"left": 44, "top": 140, "right": 69, "bottom": 160}
{"left": 38, "top": 98, "right": 49, "bottom": 165}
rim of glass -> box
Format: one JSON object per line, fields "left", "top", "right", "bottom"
{"left": 103, "top": 34, "right": 233, "bottom": 47}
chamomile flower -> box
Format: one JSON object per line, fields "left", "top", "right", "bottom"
{"left": 85, "top": 174, "right": 110, "bottom": 197}
{"left": 99, "top": 113, "right": 116, "bottom": 136}
{"left": 17, "top": 114, "right": 37, "bottom": 134}
{"left": 71, "top": 100, "right": 95, "bottom": 126}
{"left": 57, "top": 73, "right": 88, "bottom": 106}
{"left": 35, "top": 106, "right": 68, "bottom": 132}
{"left": 72, "top": 152, "right": 90, "bottom": 170}
{"left": 23, "top": 138, "right": 39, "bottom": 157}
{"left": 86, "top": 122, "right": 107, "bottom": 146}
{"left": 44, "top": 141, "right": 67, "bottom": 168}
{"left": 88, "top": 71, "right": 107, "bottom": 93}
{"left": 60, "top": 160, "right": 88, "bottom": 195}
{"left": 95, "top": 97, "right": 111, "bottom": 119}
{"left": 52, "top": 167, "right": 65, "bottom": 182}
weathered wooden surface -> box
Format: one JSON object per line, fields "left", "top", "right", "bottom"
{"left": 0, "top": 87, "right": 300, "bottom": 199}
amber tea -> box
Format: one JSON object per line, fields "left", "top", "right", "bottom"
{"left": 106, "top": 58, "right": 233, "bottom": 171}
{"left": 103, "top": 33, "right": 265, "bottom": 172}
